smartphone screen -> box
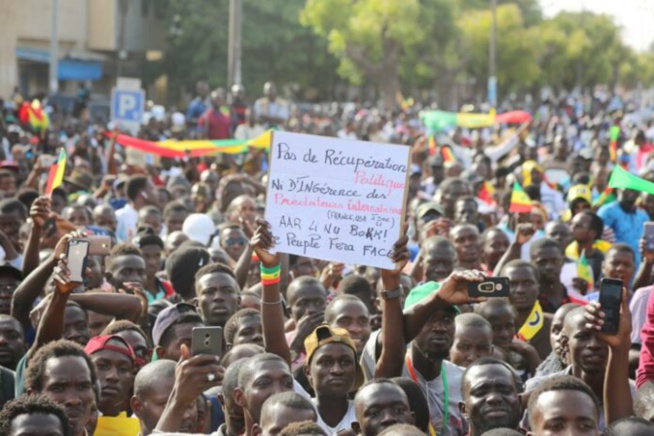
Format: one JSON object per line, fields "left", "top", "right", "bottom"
{"left": 67, "top": 239, "right": 90, "bottom": 283}
{"left": 599, "top": 278, "right": 622, "bottom": 334}
{"left": 645, "top": 223, "right": 654, "bottom": 252}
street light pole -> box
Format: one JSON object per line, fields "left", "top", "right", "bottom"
{"left": 49, "top": 0, "right": 59, "bottom": 95}
{"left": 228, "top": 0, "right": 243, "bottom": 86}
{"left": 488, "top": 0, "right": 498, "bottom": 110}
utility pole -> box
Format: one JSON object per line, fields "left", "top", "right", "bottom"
{"left": 49, "top": 0, "right": 59, "bottom": 95}
{"left": 488, "top": 0, "right": 498, "bottom": 110}
{"left": 228, "top": 0, "right": 243, "bottom": 86}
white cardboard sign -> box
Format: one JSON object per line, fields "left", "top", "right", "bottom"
{"left": 265, "top": 132, "right": 411, "bottom": 269}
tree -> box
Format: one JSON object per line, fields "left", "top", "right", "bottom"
{"left": 300, "top": 0, "right": 427, "bottom": 108}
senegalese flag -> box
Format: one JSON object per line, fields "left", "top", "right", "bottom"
{"left": 478, "top": 181, "right": 496, "bottom": 205}
{"left": 516, "top": 301, "right": 544, "bottom": 341}
{"left": 577, "top": 250, "right": 594, "bottom": 292}
{"left": 440, "top": 145, "right": 456, "bottom": 164}
{"left": 509, "top": 182, "right": 532, "bottom": 213}
{"left": 609, "top": 125, "right": 620, "bottom": 162}
{"left": 45, "top": 149, "right": 66, "bottom": 195}
{"left": 428, "top": 136, "right": 437, "bottom": 156}
{"left": 593, "top": 187, "right": 616, "bottom": 208}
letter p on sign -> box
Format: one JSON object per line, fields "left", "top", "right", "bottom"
{"left": 118, "top": 94, "right": 136, "bottom": 118}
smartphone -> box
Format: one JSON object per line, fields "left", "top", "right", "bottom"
{"left": 66, "top": 239, "right": 90, "bottom": 283}
{"left": 192, "top": 326, "right": 223, "bottom": 357}
{"left": 87, "top": 235, "right": 112, "bottom": 256}
{"left": 43, "top": 217, "right": 57, "bottom": 238}
{"left": 645, "top": 223, "right": 654, "bottom": 252}
{"left": 599, "top": 278, "right": 622, "bottom": 334}
{"left": 468, "top": 277, "right": 510, "bottom": 298}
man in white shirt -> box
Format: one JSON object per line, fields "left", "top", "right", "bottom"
{"left": 116, "top": 176, "right": 158, "bottom": 242}
{"left": 253, "top": 82, "right": 289, "bottom": 129}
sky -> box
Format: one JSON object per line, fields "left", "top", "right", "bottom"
{"left": 541, "top": 0, "right": 654, "bottom": 52}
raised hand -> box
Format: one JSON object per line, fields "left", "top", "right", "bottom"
{"left": 381, "top": 226, "right": 410, "bottom": 289}
{"left": 52, "top": 256, "right": 81, "bottom": 295}
{"left": 435, "top": 270, "right": 488, "bottom": 306}
{"left": 584, "top": 287, "right": 632, "bottom": 349}
{"left": 290, "top": 311, "right": 324, "bottom": 354}
{"left": 247, "top": 218, "right": 280, "bottom": 268}
{"left": 30, "top": 196, "right": 52, "bottom": 230}
{"left": 516, "top": 223, "right": 535, "bottom": 245}
{"left": 173, "top": 344, "right": 224, "bottom": 407}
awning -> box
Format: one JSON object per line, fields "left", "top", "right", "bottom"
{"left": 16, "top": 47, "right": 103, "bottom": 81}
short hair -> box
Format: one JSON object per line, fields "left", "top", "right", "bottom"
{"left": 325, "top": 294, "right": 367, "bottom": 324}
{"left": 455, "top": 312, "right": 492, "bottom": 331}
{"left": 138, "top": 205, "right": 161, "bottom": 218}
{"left": 439, "top": 177, "right": 467, "bottom": 194}
{"left": 391, "top": 377, "right": 429, "bottom": 433}
{"left": 529, "top": 237, "right": 562, "bottom": 259}
{"left": 527, "top": 375, "right": 599, "bottom": 429}
{"left": 474, "top": 298, "right": 514, "bottom": 319}
{"left": 163, "top": 200, "right": 189, "bottom": 218}
{"left": 133, "top": 360, "right": 176, "bottom": 399}
{"left": 422, "top": 235, "right": 456, "bottom": 255}
{"left": 606, "top": 243, "right": 636, "bottom": 262}
{"left": 218, "top": 222, "right": 243, "bottom": 233}
{"left": 51, "top": 187, "right": 67, "bottom": 204}
{"left": 462, "top": 357, "right": 521, "bottom": 395}
{"left": 238, "top": 353, "right": 288, "bottom": 388}
{"left": 261, "top": 391, "right": 316, "bottom": 418}
{"left": 159, "top": 312, "right": 204, "bottom": 349}
{"left": 195, "top": 262, "right": 237, "bottom": 284}
{"left": 500, "top": 259, "right": 539, "bottom": 280}
{"left": 478, "top": 428, "right": 523, "bottom": 436}
{"left": 577, "top": 211, "right": 604, "bottom": 238}
{"left": 378, "top": 424, "right": 425, "bottom": 436}
{"left": 0, "top": 198, "right": 27, "bottom": 219}
{"left": 106, "top": 243, "right": 143, "bottom": 268}
{"left": 223, "top": 358, "right": 248, "bottom": 403}
{"left": 25, "top": 339, "right": 97, "bottom": 393}
{"left": 634, "top": 381, "right": 654, "bottom": 419}
{"left": 126, "top": 176, "right": 148, "bottom": 202}
{"left": 337, "top": 274, "right": 372, "bottom": 298}
{"left": 221, "top": 343, "right": 265, "bottom": 367}
{"left": 102, "top": 320, "right": 151, "bottom": 348}
{"left": 604, "top": 417, "right": 654, "bottom": 436}
{"left": 63, "top": 204, "right": 92, "bottom": 222}
{"left": 0, "top": 394, "right": 71, "bottom": 436}
{"left": 166, "top": 246, "right": 211, "bottom": 299}
{"left": 16, "top": 188, "right": 39, "bottom": 210}
{"left": 278, "top": 421, "right": 327, "bottom": 436}
{"left": 224, "top": 308, "right": 261, "bottom": 346}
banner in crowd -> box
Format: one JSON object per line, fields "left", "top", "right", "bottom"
{"left": 109, "top": 130, "right": 273, "bottom": 158}
{"left": 265, "top": 132, "right": 410, "bottom": 269}
{"left": 420, "top": 109, "right": 532, "bottom": 132}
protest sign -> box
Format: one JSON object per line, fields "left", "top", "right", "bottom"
{"left": 265, "top": 132, "right": 411, "bottom": 269}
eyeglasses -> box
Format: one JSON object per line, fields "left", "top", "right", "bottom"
{"left": 225, "top": 237, "right": 247, "bottom": 247}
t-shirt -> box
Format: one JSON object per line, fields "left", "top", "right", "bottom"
{"left": 598, "top": 202, "right": 649, "bottom": 266}
{"left": 313, "top": 399, "right": 356, "bottom": 436}
{"left": 116, "top": 203, "right": 138, "bottom": 242}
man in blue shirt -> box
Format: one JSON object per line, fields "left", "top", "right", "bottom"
{"left": 598, "top": 188, "right": 649, "bottom": 266}
{"left": 186, "top": 80, "right": 211, "bottom": 132}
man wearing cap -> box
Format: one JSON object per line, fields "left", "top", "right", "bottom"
{"left": 521, "top": 160, "right": 565, "bottom": 219}
{"left": 0, "top": 263, "right": 22, "bottom": 315}
{"left": 153, "top": 303, "right": 204, "bottom": 361}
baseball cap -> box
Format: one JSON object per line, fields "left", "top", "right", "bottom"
{"left": 152, "top": 303, "right": 199, "bottom": 347}
{"left": 304, "top": 325, "right": 364, "bottom": 392}
{"left": 403, "top": 281, "right": 460, "bottom": 314}
{"left": 416, "top": 201, "right": 444, "bottom": 220}
{"left": 0, "top": 263, "right": 23, "bottom": 281}
{"left": 84, "top": 335, "right": 135, "bottom": 363}
{"left": 567, "top": 184, "right": 592, "bottom": 203}
{"left": 183, "top": 214, "right": 216, "bottom": 246}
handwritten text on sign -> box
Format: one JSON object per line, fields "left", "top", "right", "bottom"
{"left": 265, "top": 132, "right": 410, "bottom": 269}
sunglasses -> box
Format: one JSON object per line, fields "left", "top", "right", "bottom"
{"left": 225, "top": 237, "right": 247, "bottom": 247}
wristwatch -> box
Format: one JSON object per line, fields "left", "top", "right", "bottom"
{"left": 381, "top": 286, "right": 404, "bottom": 300}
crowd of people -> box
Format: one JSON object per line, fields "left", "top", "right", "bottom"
{"left": 0, "top": 80, "right": 654, "bottom": 436}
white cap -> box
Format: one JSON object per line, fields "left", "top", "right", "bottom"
{"left": 182, "top": 214, "right": 216, "bottom": 246}
{"left": 172, "top": 112, "right": 186, "bottom": 126}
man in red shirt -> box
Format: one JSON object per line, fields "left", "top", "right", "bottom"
{"left": 198, "top": 89, "right": 232, "bottom": 140}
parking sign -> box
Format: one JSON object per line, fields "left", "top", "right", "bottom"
{"left": 111, "top": 87, "right": 144, "bottom": 133}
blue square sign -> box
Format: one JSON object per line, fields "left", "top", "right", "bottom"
{"left": 111, "top": 89, "right": 145, "bottom": 124}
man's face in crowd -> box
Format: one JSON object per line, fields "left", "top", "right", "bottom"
{"left": 0, "top": 274, "right": 20, "bottom": 315}
{"left": 87, "top": 311, "right": 112, "bottom": 338}
{"left": 0, "top": 209, "right": 23, "bottom": 247}
{"left": 602, "top": 249, "right": 635, "bottom": 286}
{"left": 229, "top": 196, "right": 257, "bottom": 225}
{"left": 529, "top": 390, "right": 599, "bottom": 436}
{"left": 413, "top": 307, "right": 456, "bottom": 360}
{"left": 140, "top": 245, "right": 163, "bottom": 280}
{"left": 450, "top": 323, "right": 493, "bottom": 368}
{"left": 232, "top": 314, "right": 264, "bottom": 349}
{"left": 455, "top": 200, "right": 479, "bottom": 225}
{"left": 461, "top": 363, "right": 522, "bottom": 435}
{"left": 107, "top": 254, "right": 147, "bottom": 290}
{"left": 618, "top": 188, "right": 639, "bottom": 211}
{"left": 451, "top": 225, "right": 480, "bottom": 265}
{"left": 532, "top": 246, "right": 563, "bottom": 284}
{"left": 441, "top": 182, "right": 472, "bottom": 216}
{"left": 63, "top": 305, "right": 91, "bottom": 346}
{"left": 564, "top": 312, "right": 607, "bottom": 376}
{"left": 422, "top": 243, "right": 456, "bottom": 282}
{"left": 63, "top": 207, "right": 90, "bottom": 227}
{"left": 291, "top": 257, "right": 318, "bottom": 278}
{"left": 159, "top": 321, "right": 204, "bottom": 361}
{"left": 7, "top": 412, "right": 65, "bottom": 436}
{"left": 570, "top": 213, "right": 594, "bottom": 244}
{"left": 165, "top": 210, "right": 188, "bottom": 234}
{"left": 116, "top": 329, "right": 151, "bottom": 368}
{"left": 93, "top": 207, "right": 117, "bottom": 232}
{"left": 139, "top": 212, "right": 162, "bottom": 236}
{"left": 85, "top": 256, "right": 105, "bottom": 290}
{"left": 506, "top": 265, "right": 539, "bottom": 313}
{"left": 550, "top": 306, "right": 573, "bottom": 361}
{"left": 132, "top": 376, "right": 197, "bottom": 434}
{"left": 257, "top": 403, "right": 316, "bottom": 436}
{"left": 221, "top": 227, "right": 248, "bottom": 262}
{"left": 29, "top": 355, "right": 95, "bottom": 436}
{"left": 235, "top": 360, "right": 294, "bottom": 424}
{"left": 307, "top": 343, "right": 357, "bottom": 398}
{"left": 0, "top": 174, "right": 17, "bottom": 197}
{"left": 165, "top": 231, "right": 189, "bottom": 255}
{"left": 328, "top": 300, "right": 370, "bottom": 354}
{"left": 287, "top": 281, "right": 326, "bottom": 323}
{"left": 91, "top": 340, "right": 134, "bottom": 414}
{"left": 196, "top": 272, "right": 240, "bottom": 327}
{"left": 354, "top": 383, "right": 414, "bottom": 436}
{"left": 0, "top": 316, "right": 25, "bottom": 369}
{"left": 482, "top": 230, "right": 510, "bottom": 270}
{"left": 482, "top": 303, "right": 516, "bottom": 349}
{"left": 546, "top": 222, "right": 572, "bottom": 252}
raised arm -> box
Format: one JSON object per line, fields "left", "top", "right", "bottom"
{"left": 22, "top": 196, "right": 51, "bottom": 276}
{"left": 585, "top": 287, "right": 633, "bottom": 423}
{"left": 493, "top": 223, "right": 534, "bottom": 277}
{"left": 69, "top": 292, "right": 142, "bottom": 323}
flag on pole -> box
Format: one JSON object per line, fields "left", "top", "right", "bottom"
{"left": 440, "top": 146, "right": 456, "bottom": 164}
{"left": 478, "top": 181, "right": 496, "bottom": 205}
{"left": 592, "top": 187, "right": 616, "bottom": 208}
{"left": 45, "top": 149, "right": 66, "bottom": 195}
{"left": 609, "top": 126, "right": 620, "bottom": 162}
{"left": 577, "top": 250, "right": 594, "bottom": 292}
{"left": 509, "top": 182, "right": 532, "bottom": 213}
{"left": 428, "top": 136, "right": 437, "bottom": 156}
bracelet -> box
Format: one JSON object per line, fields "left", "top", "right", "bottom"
{"left": 261, "top": 298, "right": 282, "bottom": 305}
{"left": 261, "top": 277, "right": 281, "bottom": 286}
{"left": 260, "top": 264, "right": 281, "bottom": 275}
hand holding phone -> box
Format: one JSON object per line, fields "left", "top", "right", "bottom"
{"left": 468, "top": 277, "right": 510, "bottom": 298}
{"left": 191, "top": 327, "right": 223, "bottom": 357}
{"left": 66, "top": 238, "right": 90, "bottom": 283}
{"left": 598, "top": 278, "right": 622, "bottom": 335}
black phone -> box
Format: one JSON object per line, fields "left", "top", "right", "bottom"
{"left": 192, "top": 326, "right": 223, "bottom": 357}
{"left": 599, "top": 278, "right": 622, "bottom": 334}
{"left": 43, "top": 217, "right": 57, "bottom": 238}
{"left": 468, "top": 277, "right": 510, "bottom": 298}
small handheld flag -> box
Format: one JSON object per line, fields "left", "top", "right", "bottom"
{"left": 592, "top": 187, "right": 616, "bottom": 208}
{"left": 440, "top": 145, "right": 456, "bottom": 164}
{"left": 45, "top": 149, "right": 67, "bottom": 195}
{"left": 577, "top": 250, "right": 594, "bottom": 292}
{"left": 516, "top": 301, "right": 544, "bottom": 341}
{"left": 478, "top": 181, "right": 496, "bottom": 205}
{"left": 509, "top": 182, "right": 532, "bottom": 213}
